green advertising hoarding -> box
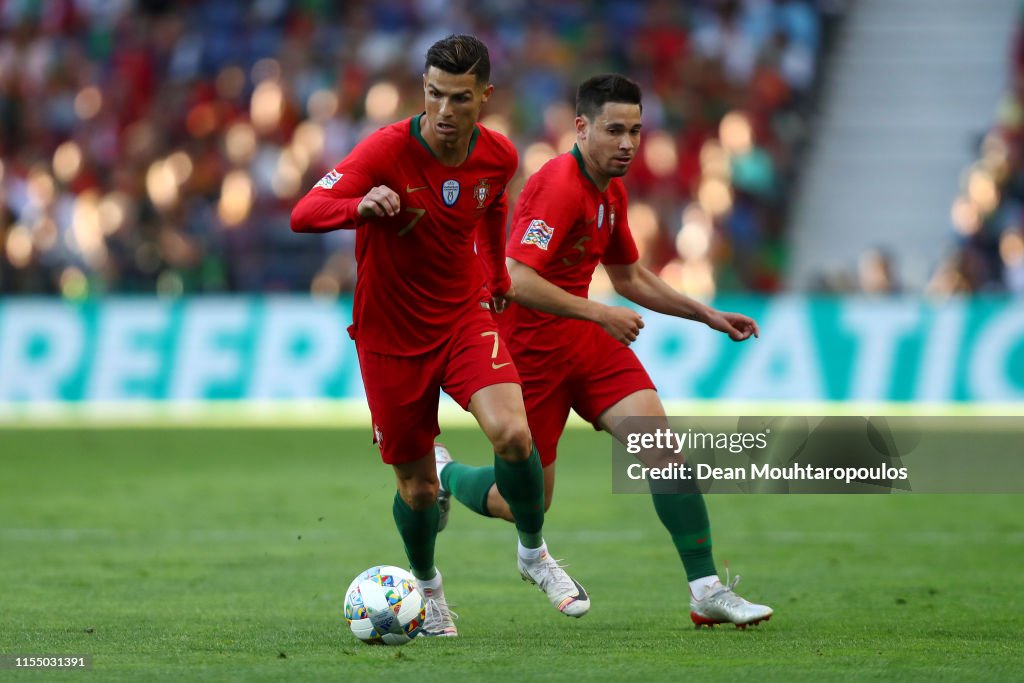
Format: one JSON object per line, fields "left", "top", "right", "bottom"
{"left": 0, "top": 296, "right": 1020, "bottom": 403}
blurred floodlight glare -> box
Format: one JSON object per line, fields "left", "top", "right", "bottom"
{"left": 71, "top": 190, "right": 108, "bottom": 268}
{"left": 307, "top": 89, "right": 339, "bottom": 122}
{"left": 226, "top": 122, "right": 258, "bottom": 165}
{"left": 951, "top": 195, "right": 981, "bottom": 236}
{"left": 27, "top": 168, "right": 56, "bottom": 206}
{"left": 677, "top": 219, "right": 711, "bottom": 260}
{"left": 719, "top": 111, "right": 754, "bottom": 155}
{"left": 627, "top": 201, "right": 658, "bottom": 259}
{"left": 33, "top": 218, "right": 57, "bottom": 253}
{"left": 523, "top": 142, "right": 557, "bottom": 177}
{"left": 699, "top": 140, "right": 731, "bottom": 179}
{"left": 365, "top": 82, "right": 400, "bottom": 122}
{"left": 60, "top": 266, "right": 88, "bottom": 299}
{"left": 284, "top": 142, "right": 310, "bottom": 177}
{"left": 643, "top": 131, "right": 678, "bottom": 177}
{"left": 272, "top": 152, "right": 303, "bottom": 199}
{"left": 74, "top": 86, "right": 102, "bottom": 120}
{"left": 251, "top": 81, "right": 285, "bottom": 134}
{"left": 218, "top": 170, "right": 254, "bottom": 226}
{"left": 659, "top": 260, "right": 686, "bottom": 291}
{"left": 53, "top": 141, "right": 83, "bottom": 183}
{"left": 697, "top": 176, "right": 733, "bottom": 217}
{"left": 6, "top": 225, "right": 33, "bottom": 268}
{"left": 966, "top": 167, "right": 999, "bottom": 215}
{"left": 98, "top": 192, "right": 129, "bottom": 235}
{"left": 661, "top": 258, "right": 716, "bottom": 298}
{"left": 480, "top": 114, "right": 510, "bottom": 137}
{"left": 1001, "top": 230, "right": 1024, "bottom": 266}
{"left": 166, "top": 151, "right": 194, "bottom": 187}
{"left": 682, "top": 201, "right": 710, "bottom": 227}
{"left": 292, "top": 121, "right": 325, "bottom": 166}
{"left": 146, "top": 160, "right": 179, "bottom": 210}
{"left": 683, "top": 258, "right": 717, "bottom": 297}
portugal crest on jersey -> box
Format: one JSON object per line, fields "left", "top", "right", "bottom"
{"left": 442, "top": 180, "right": 460, "bottom": 206}
{"left": 474, "top": 178, "right": 490, "bottom": 208}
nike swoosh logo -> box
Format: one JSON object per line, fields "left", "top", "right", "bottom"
{"left": 406, "top": 185, "right": 427, "bottom": 193}
{"left": 696, "top": 536, "right": 708, "bottom": 545}
{"left": 492, "top": 362, "right": 511, "bottom": 370}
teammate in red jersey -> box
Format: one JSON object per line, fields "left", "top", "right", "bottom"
{"left": 290, "top": 35, "right": 589, "bottom": 637}
{"left": 437, "top": 74, "right": 773, "bottom": 628}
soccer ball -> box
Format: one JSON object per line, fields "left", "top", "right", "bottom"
{"left": 343, "top": 565, "right": 425, "bottom": 645}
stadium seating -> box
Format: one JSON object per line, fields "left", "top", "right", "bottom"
{"left": 0, "top": 0, "right": 841, "bottom": 297}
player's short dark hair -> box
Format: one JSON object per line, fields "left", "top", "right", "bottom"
{"left": 425, "top": 34, "right": 491, "bottom": 85}
{"left": 576, "top": 74, "right": 643, "bottom": 120}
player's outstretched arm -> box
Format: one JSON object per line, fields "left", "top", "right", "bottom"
{"left": 507, "top": 258, "right": 644, "bottom": 345}
{"left": 291, "top": 134, "right": 394, "bottom": 233}
{"left": 291, "top": 183, "right": 400, "bottom": 233}
{"left": 605, "top": 263, "right": 759, "bottom": 341}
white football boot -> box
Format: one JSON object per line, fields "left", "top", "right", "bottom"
{"left": 434, "top": 443, "right": 453, "bottom": 533}
{"left": 689, "top": 575, "right": 773, "bottom": 629}
{"left": 518, "top": 547, "right": 591, "bottom": 617}
{"left": 420, "top": 571, "right": 458, "bottom": 637}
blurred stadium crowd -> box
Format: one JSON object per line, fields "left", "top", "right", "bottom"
{"left": 0, "top": 0, "right": 842, "bottom": 298}
{"left": 932, "top": 10, "right": 1024, "bottom": 295}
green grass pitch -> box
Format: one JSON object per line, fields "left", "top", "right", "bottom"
{"left": 1, "top": 424, "right": 1022, "bottom": 681}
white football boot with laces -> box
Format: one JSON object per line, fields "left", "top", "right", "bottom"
{"left": 689, "top": 574, "right": 773, "bottom": 629}
{"left": 518, "top": 548, "right": 591, "bottom": 617}
{"left": 420, "top": 572, "right": 458, "bottom": 637}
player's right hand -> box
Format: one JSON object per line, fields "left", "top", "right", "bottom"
{"left": 357, "top": 185, "right": 401, "bottom": 218}
{"left": 598, "top": 305, "right": 644, "bottom": 345}
{"left": 490, "top": 284, "right": 513, "bottom": 314}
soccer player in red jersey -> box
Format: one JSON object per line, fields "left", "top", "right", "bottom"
{"left": 290, "top": 35, "right": 589, "bottom": 637}
{"left": 437, "top": 74, "right": 773, "bottom": 628}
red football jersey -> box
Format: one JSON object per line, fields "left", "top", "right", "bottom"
{"left": 291, "top": 116, "right": 517, "bottom": 355}
{"left": 502, "top": 146, "right": 639, "bottom": 353}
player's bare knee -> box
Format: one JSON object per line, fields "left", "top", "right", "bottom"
{"left": 490, "top": 422, "right": 532, "bottom": 462}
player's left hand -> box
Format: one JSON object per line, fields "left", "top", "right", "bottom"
{"left": 707, "top": 311, "right": 759, "bottom": 341}
{"left": 490, "top": 284, "right": 514, "bottom": 314}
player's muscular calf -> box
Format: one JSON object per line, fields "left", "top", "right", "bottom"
{"left": 358, "top": 185, "right": 401, "bottom": 217}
